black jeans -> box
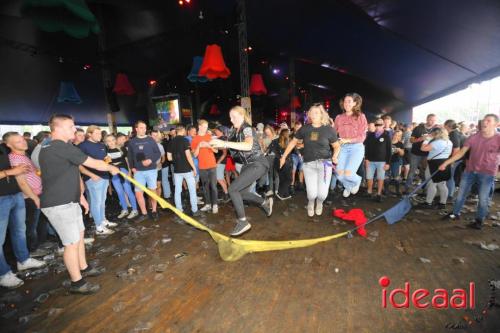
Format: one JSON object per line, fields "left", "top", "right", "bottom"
{"left": 199, "top": 168, "right": 218, "bottom": 206}
{"left": 25, "top": 198, "right": 41, "bottom": 252}
{"left": 278, "top": 159, "right": 292, "bottom": 197}
{"left": 229, "top": 159, "right": 268, "bottom": 219}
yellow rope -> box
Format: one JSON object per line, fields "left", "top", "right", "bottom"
{"left": 121, "top": 172, "right": 349, "bottom": 261}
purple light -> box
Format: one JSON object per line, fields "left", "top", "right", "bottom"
{"left": 272, "top": 68, "right": 280, "bottom": 75}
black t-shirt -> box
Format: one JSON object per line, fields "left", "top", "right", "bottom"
{"left": 107, "top": 147, "right": 127, "bottom": 169}
{"left": 294, "top": 124, "right": 338, "bottom": 162}
{"left": 410, "top": 124, "right": 434, "bottom": 156}
{"left": 390, "top": 142, "right": 405, "bottom": 163}
{"left": 214, "top": 136, "right": 227, "bottom": 164}
{"left": 161, "top": 138, "right": 171, "bottom": 168}
{"left": 364, "top": 131, "right": 392, "bottom": 163}
{"left": 167, "top": 136, "right": 192, "bottom": 173}
{"left": 39, "top": 140, "right": 88, "bottom": 208}
{"left": 0, "top": 155, "right": 21, "bottom": 196}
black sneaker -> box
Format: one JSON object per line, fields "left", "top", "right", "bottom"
{"left": 192, "top": 210, "right": 202, "bottom": 218}
{"left": 418, "top": 202, "right": 434, "bottom": 209}
{"left": 152, "top": 211, "right": 159, "bottom": 222}
{"left": 70, "top": 281, "right": 100, "bottom": 295}
{"left": 261, "top": 197, "right": 273, "bottom": 217}
{"left": 81, "top": 266, "right": 105, "bottom": 278}
{"left": 221, "top": 193, "right": 231, "bottom": 203}
{"left": 376, "top": 194, "right": 383, "bottom": 203}
{"left": 437, "top": 203, "right": 447, "bottom": 210}
{"left": 230, "top": 219, "right": 251, "bottom": 236}
{"left": 135, "top": 214, "right": 148, "bottom": 223}
{"left": 467, "top": 219, "right": 483, "bottom": 230}
{"left": 442, "top": 213, "right": 460, "bottom": 221}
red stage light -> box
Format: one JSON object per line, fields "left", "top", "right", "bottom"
{"left": 185, "top": 0, "right": 191, "bottom": 3}
{"left": 179, "top": 0, "right": 184, "bottom": 5}
{"left": 83, "top": 64, "right": 91, "bottom": 70}
{"left": 149, "top": 80, "right": 157, "bottom": 86}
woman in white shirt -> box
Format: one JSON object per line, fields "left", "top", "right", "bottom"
{"left": 420, "top": 127, "right": 452, "bottom": 209}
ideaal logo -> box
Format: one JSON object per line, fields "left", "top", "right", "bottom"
{"left": 379, "top": 276, "right": 475, "bottom": 309}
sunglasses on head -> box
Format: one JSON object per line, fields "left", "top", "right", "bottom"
{"left": 375, "top": 123, "right": 383, "bottom": 126}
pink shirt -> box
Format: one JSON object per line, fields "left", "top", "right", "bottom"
{"left": 334, "top": 113, "right": 368, "bottom": 143}
{"left": 464, "top": 132, "right": 500, "bottom": 176}
{"left": 8, "top": 152, "right": 42, "bottom": 196}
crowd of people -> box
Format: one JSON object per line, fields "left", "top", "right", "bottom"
{"left": 0, "top": 93, "right": 498, "bottom": 295}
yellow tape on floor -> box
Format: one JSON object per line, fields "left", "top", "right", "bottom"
{"left": 120, "top": 172, "right": 349, "bottom": 261}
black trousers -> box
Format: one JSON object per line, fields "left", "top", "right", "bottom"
{"left": 199, "top": 168, "right": 218, "bottom": 206}
{"left": 228, "top": 160, "right": 268, "bottom": 219}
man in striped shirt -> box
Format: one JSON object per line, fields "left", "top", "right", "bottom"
{"left": 4, "top": 132, "right": 46, "bottom": 257}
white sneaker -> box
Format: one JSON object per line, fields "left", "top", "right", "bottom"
{"left": 103, "top": 220, "right": 118, "bottom": 228}
{"left": 200, "top": 204, "right": 211, "bottom": 212}
{"left": 84, "top": 237, "right": 95, "bottom": 245}
{"left": 127, "top": 210, "right": 139, "bottom": 219}
{"left": 17, "top": 257, "right": 47, "bottom": 271}
{"left": 351, "top": 184, "right": 360, "bottom": 195}
{"left": 212, "top": 204, "right": 219, "bottom": 214}
{"left": 96, "top": 226, "right": 115, "bottom": 235}
{"left": 307, "top": 201, "right": 315, "bottom": 217}
{"left": 315, "top": 202, "right": 323, "bottom": 216}
{"left": 117, "top": 210, "right": 129, "bottom": 219}
{"left": 56, "top": 247, "right": 64, "bottom": 255}
{"left": 0, "top": 271, "right": 24, "bottom": 289}
{"left": 343, "top": 189, "right": 351, "bottom": 198}
{"left": 265, "top": 190, "right": 274, "bottom": 197}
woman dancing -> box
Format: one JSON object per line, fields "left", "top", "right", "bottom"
{"left": 280, "top": 104, "right": 339, "bottom": 217}
{"left": 210, "top": 106, "right": 273, "bottom": 236}
{"left": 334, "top": 93, "right": 368, "bottom": 198}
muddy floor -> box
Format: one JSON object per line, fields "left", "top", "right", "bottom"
{"left": 1, "top": 191, "right": 499, "bottom": 333}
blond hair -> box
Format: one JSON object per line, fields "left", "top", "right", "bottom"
{"left": 307, "top": 104, "right": 331, "bottom": 126}
{"left": 86, "top": 125, "right": 101, "bottom": 136}
{"left": 230, "top": 106, "right": 252, "bottom": 125}
{"left": 198, "top": 119, "right": 208, "bottom": 126}
{"left": 431, "top": 127, "right": 449, "bottom": 141}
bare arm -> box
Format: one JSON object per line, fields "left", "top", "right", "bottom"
{"left": 281, "top": 138, "right": 299, "bottom": 160}
{"left": 217, "top": 149, "right": 227, "bottom": 165}
{"left": 79, "top": 165, "right": 99, "bottom": 180}
{"left": 167, "top": 152, "right": 173, "bottom": 162}
{"left": 16, "top": 175, "right": 39, "bottom": 207}
{"left": 185, "top": 149, "right": 196, "bottom": 174}
{"left": 420, "top": 142, "right": 433, "bottom": 152}
{"left": 440, "top": 146, "right": 470, "bottom": 169}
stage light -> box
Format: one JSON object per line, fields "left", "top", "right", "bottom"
{"left": 179, "top": 0, "right": 183, "bottom": 5}
{"left": 272, "top": 68, "right": 280, "bottom": 75}
{"left": 149, "top": 80, "right": 157, "bottom": 86}
{"left": 83, "top": 64, "right": 91, "bottom": 70}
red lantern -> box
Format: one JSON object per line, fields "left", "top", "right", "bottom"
{"left": 209, "top": 104, "right": 220, "bottom": 116}
{"left": 113, "top": 73, "right": 135, "bottom": 95}
{"left": 249, "top": 74, "right": 267, "bottom": 95}
{"left": 199, "top": 44, "right": 231, "bottom": 79}
{"left": 292, "top": 96, "right": 301, "bottom": 109}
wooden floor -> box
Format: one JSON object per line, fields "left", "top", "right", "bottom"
{"left": 1, "top": 192, "right": 500, "bottom": 333}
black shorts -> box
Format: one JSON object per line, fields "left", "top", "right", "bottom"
{"left": 157, "top": 170, "right": 162, "bottom": 182}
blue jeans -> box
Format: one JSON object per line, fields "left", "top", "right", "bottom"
{"left": 405, "top": 153, "right": 426, "bottom": 189}
{"left": 25, "top": 198, "right": 41, "bottom": 252}
{"left": 390, "top": 160, "right": 402, "bottom": 179}
{"left": 0, "top": 193, "right": 29, "bottom": 276}
{"left": 446, "top": 161, "right": 461, "bottom": 199}
{"left": 336, "top": 143, "right": 364, "bottom": 191}
{"left": 366, "top": 161, "right": 386, "bottom": 180}
{"left": 161, "top": 167, "right": 171, "bottom": 199}
{"left": 111, "top": 168, "right": 137, "bottom": 211}
{"left": 85, "top": 178, "right": 109, "bottom": 227}
{"left": 453, "top": 171, "right": 495, "bottom": 222}
{"left": 173, "top": 172, "right": 198, "bottom": 213}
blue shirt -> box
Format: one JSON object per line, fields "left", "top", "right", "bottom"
{"left": 127, "top": 136, "right": 161, "bottom": 171}
{"left": 79, "top": 140, "right": 110, "bottom": 180}
{"left": 428, "top": 139, "right": 452, "bottom": 160}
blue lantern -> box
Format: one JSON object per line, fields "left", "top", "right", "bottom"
{"left": 57, "top": 81, "right": 82, "bottom": 104}
{"left": 187, "top": 56, "right": 209, "bottom": 83}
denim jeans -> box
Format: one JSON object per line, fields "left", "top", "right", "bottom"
{"left": 111, "top": 168, "right": 137, "bottom": 211}
{"left": 85, "top": 178, "right": 109, "bottom": 227}
{"left": 446, "top": 161, "right": 461, "bottom": 199}
{"left": 453, "top": 171, "right": 495, "bottom": 222}
{"left": 405, "top": 153, "right": 427, "bottom": 189}
{"left": 303, "top": 160, "right": 333, "bottom": 203}
{"left": 161, "top": 166, "right": 171, "bottom": 199}
{"left": 0, "top": 193, "right": 29, "bottom": 276}
{"left": 336, "top": 143, "right": 364, "bottom": 192}
{"left": 199, "top": 168, "right": 218, "bottom": 206}
{"left": 366, "top": 161, "right": 386, "bottom": 180}
{"left": 229, "top": 160, "right": 268, "bottom": 219}
{"left": 173, "top": 172, "right": 198, "bottom": 213}
{"left": 390, "top": 160, "right": 402, "bottom": 179}
{"left": 25, "top": 198, "right": 41, "bottom": 252}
